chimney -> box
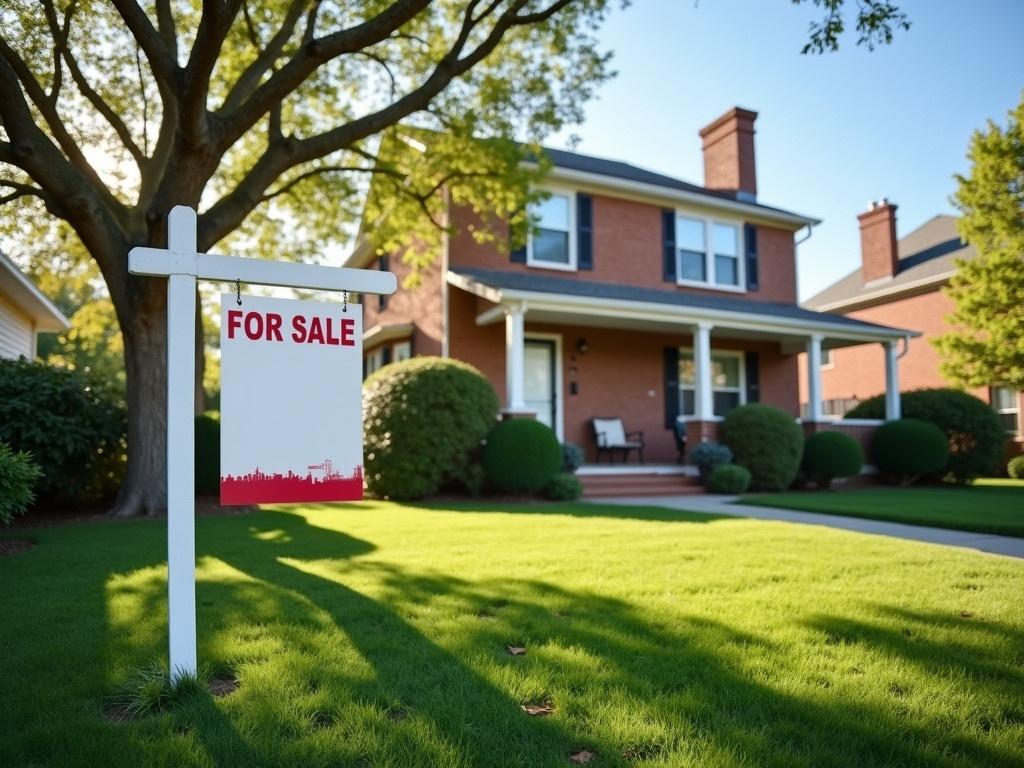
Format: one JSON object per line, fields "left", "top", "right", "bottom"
{"left": 699, "top": 107, "right": 758, "bottom": 201}
{"left": 858, "top": 199, "right": 899, "bottom": 284}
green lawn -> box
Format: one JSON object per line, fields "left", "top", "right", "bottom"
{"left": 742, "top": 485, "right": 1024, "bottom": 538}
{"left": 2, "top": 501, "right": 1023, "bottom": 767}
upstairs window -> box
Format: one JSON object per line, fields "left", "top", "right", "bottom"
{"left": 528, "top": 192, "right": 575, "bottom": 270}
{"left": 676, "top": 215, "right": 744, "bottom": 290}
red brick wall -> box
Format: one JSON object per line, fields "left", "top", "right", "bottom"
{"left": 448, "top": 200, "right": 798, "bottom": 305}
{"left": 362, "top": 251, "right": 444, "bottom": 357}
{"left": 449, "top": 287, "right": 800, "bottom": 463}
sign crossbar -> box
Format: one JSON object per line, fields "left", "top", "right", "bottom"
{"left": 128, "top": 206, "right": 395, "bottom": 682}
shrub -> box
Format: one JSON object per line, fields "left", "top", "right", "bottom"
{"left": 195, "top": 412, "right": 220, "bottom": 495}
{"left": 363, "top": 357, "right": 498, "bottom": 500}
{"left": 721, "top": 404, "right": 803, "bottom": 491}
{"left": 706, "top": 464, "right": 752, "bottom": 494}
{"left": 483, "top": 419, "right": 562, "bottom": 494}
{"left": 560, "top": 442, "right": 584, "bottom": 473}
{"left": 847, "top": 388, "right": 1002, "bottom": 483}
{"left": 802, "top": 431, "right": 865, "bottom": 489}
{"left": 689, "top": 441, "right": 733, "bottom": 485}
{"left": 871, "top": 419, "right": 949, "bottom": 484}
{"left": 544, "top": 473, "right": 583, "bottom": 501}
{"left": 0, "top": 358, "right": 126, "bottom": 505}
{"left": 0, "top": 443, "right": 42, "bottom": 524}
{"left": 1007, "top": 455, "right": 1024, "bottom": 480}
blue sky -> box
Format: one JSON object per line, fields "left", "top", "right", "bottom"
{"left": 547, "top": 0, "right": 1024, "bottom": 301}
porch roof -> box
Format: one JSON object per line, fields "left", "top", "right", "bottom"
{"left": 448, "top": 267, "right": 918, "bottom": 346}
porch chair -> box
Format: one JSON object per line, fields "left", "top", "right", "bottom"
{"left": 591, "top": 417, "right": 645, "bottom": 464}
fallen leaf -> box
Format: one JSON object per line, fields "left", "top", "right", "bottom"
{"left": 521, "top": 703, "right": 554, "bottom": 716}
{"left": 569, "top": 749, "right": 596, "bottom": 764}
{"left": 506, "top": 645, "right": 526, "bottom": 656}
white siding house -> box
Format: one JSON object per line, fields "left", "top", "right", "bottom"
{"left": 0, "top": 249, "right": 69, "bottom": 360}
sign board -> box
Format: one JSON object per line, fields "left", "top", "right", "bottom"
{"left": 220, "top": 293, "right": 364, "bottom": 505}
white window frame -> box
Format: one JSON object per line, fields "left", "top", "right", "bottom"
{"left": 527, "top": 186, "right": 577, "bottom": 272}
{"left": 393, "top": 340, "right": 412, "bottom": 362}
{"left": 365, "top": 347, "right": 384, "bottom": 377}
{"left": 675, "top": 212, "right": 746, "bottom": 293}
{"left": 678, "top": 347, "right": 746, "bottom": 418}
{"left": 992, "top": 386, "right": 1021, "bottom": 436}
{"left": 821, "top": 348, "right": 834, "bottom": 370}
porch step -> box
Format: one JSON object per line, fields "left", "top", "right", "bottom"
{"left": 579, "top": 472, "right": 703, "bottom": 499}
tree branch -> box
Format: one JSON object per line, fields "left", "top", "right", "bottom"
{"left": 155, "top": 0, "right": 179, "bottom": 62}
{"left": 0, "top": 178, "right": 51, "bottom": 206}
{"left": 108, "top": 0, "right": 177, "bottom": 86}
{"left": 180, "top": 0, "right": 245, "bottom": 145}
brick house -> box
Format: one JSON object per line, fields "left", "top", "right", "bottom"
{"left": 349, "top": 108, "right": 915, "bottom": 470}
{"left": 801, "top": 204, "right": 1023, "bottom": 453}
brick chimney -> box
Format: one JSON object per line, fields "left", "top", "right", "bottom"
{"left": 699, "top": 107, "right": 758, "bottom": 201}
{"left": 858, "top": 200, "right": 899, "bottom": 284}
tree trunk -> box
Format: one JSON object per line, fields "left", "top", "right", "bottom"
{"left": 109, "top": 278, "right": 170, "bottom": 517}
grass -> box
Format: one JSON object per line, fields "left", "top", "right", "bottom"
{"left": 1, "top": 500, "right": 1022, "bottom": 767}
{"left": 742, "top": 484, "right": 1024, "bottom": 538}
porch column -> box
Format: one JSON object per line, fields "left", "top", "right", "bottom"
{"left": 884, "top": 340, "right": 901, "bottom": 421}
{"left": 806, "top": 334, "right": 824, "bottom": 422}
{"left": 505, "top": 304, "right": 526, "bottom": 412}
{"left": 694, "top": 321, "right": 714, "bottom": 420}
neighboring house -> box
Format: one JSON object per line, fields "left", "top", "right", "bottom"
{"left": 349, "top": 108, "right": 915, "bottom": 465}
{"left": 801, "top": 205, "right": 1023, "bottom": 451}
{"left": 0, "top": 249, "right": 69, "bottom": 360}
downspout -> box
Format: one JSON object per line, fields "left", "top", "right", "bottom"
{"left": 794, "top": 222, "right": 815, "bottom": 246}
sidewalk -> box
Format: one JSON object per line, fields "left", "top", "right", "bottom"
{"left": 598, "top": 494, "right": 1024, "bottom": 559}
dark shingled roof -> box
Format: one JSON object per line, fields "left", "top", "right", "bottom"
{"left": 452, "top": 266, "right": 910, "bottom": 336}
{"left": 804, "top": 215, "right": 974, "bottom": 311}
{"left": 537, "top": 147, "right": 819, "bottom": 224}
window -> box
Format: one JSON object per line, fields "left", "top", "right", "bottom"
{"left": 678, "top": 349, "right": 745, "bottom": 418}
{"left": 676, "top": 215, "right": 744, "bottom": 290}
{"left": 393, "top": 341, "right": 412, "bottom": 363}
{"left": 528, "top": 192, "right": 575, "bottom": 269}
{"left": 992, "top": 386, "right": 1021, "bottom": 435}
{"left": 821, "top": 348, "right": 834, "bottom": 369}
{"left": 364, "top": 348, "right": 384, "bottom": 378}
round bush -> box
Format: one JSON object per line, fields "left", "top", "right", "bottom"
{"left": 0, "top": 442, "right": 42, "bottom": 524}
{"left": 722, "top": 404, "right": 803, "bottom": 491}
{"left": 847, "top": 388, "right": 1002, "bottom": 483}
{"left": 1007, "top": 455, "right": 1024, "bottom": 480}
{"left": 482, "top": 419, "right": 562, "bottom": 494}
{"left": 363, "top": 357, "right": 498, "bottom": 500}
{"left": 689, "top": 441, "right": 732, "bottom": 485}
{"left": 871, "top": 419, "right": 949, "bottom": 484}
{"left": 706, "top": 464, "right": 752, "bottom": 494}
{"left": 560, "top": 442, "right": 584, "bottom": 473}
{"left": 0, "top": 357, "right": 125, "bottom": 505}
{"left": 802, "top": 431, "right": 865, "bottom": 489}
{"left": 544, "top": 473, "right": 583, "bottom": 501}
{"left": 194, "top": 412, "right": 220, "bottom": 495}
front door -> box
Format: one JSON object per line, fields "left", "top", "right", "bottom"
{"left": 524, "top": 339, "right": 557, "bottom": 435}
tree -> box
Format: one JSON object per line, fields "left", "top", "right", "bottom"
{"left": 936, "top": 94, "right": 1024, "bottom": 390}
{"left": 0, "top": 0, "right": 909, "bottom": 516}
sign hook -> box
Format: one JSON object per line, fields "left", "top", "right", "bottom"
{"left": 342, "top": 290, "right": 348, "bottom": 313}
{"left": 235, "top": 278, "right": 242, "bottom": 306}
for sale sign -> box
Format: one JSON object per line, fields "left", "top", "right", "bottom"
{"left": 220, "top": 293, "right": 363, "bottom": 505}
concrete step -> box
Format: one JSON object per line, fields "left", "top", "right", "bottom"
{"left": 579, "top": 472, "right": 702, "bottom": 499}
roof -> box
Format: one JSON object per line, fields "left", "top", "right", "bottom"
{"left": 538, "top": 146, "right": 819, "bottom": 227}
{"left": 449, "top": 266, "right": 913, "bottom": 339}
{"left": 804, "top": 215, "right": 974, "bottom": 312}
{"left": 0, "top": 249, "right": 70, "bottom": 332}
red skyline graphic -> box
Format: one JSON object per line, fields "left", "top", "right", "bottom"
{"left": 221, "top": 459, "right": 363, "bottom": 505}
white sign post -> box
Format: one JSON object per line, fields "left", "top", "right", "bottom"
{"left": 129, "top": 206, "right": 396, "bottom": 681}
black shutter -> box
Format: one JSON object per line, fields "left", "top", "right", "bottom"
{"left": 577, "top": 193, "right": 593, "bottom": 270}
{"left": 510, "top": 219, "right": 526, "bottom": 263}
{"left": 378, "top": 255, "right": 390, "bottom": 309}
{"left": 745, "top": 351, "right": 760, "bottom": 403}
{"left": 662, "top": 209, "right": 676, "bottom": 282}
{"left": 382, "top": 346, "right": 392, "bottom": 366}
{"left": 744, "top": 223, "right": 759, "bottom": 291}
{"left": 664, "top": 346, "right": 680, "bottom": 428}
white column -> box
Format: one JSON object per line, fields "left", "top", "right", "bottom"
{"left": 166, "top": 207, "right": 197, "bottom": 682}
{"left": 505, "top": 305, "right": 526, "bottom": 411}
{"left": 884, "top": 340, "right": 901, "bottom": 421}
{"left": 806, "top": 334, "right": 824, "bottom": 422}
{"left": 694, "top": 321, "right": 714, "bottom": 420}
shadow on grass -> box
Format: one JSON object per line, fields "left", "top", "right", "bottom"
{"left": 412, "top": 499, "right": 728, "bottom": 524}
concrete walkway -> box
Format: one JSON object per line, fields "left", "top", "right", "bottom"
{"left": 598, "top": 494, "right": 1024, "bottom": 559}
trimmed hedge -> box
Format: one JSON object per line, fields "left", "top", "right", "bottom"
{"left": 689, "top": 442, "right": 732, "bottom": 485}
{"left": 544, "top": 473, "right": 583, "bottom": 501}
{"left": 722, "top": 404, "right": 804, "bottom": 491}
{"left": 483, "top": 419, "right": 562, "bottom": 494}
{"left": 0, "top": 357, "right": 125, "bottom": 505}
{"left": 872, "top": 418, "right": 949, "bottom": 484}
{"left": 1008, "top": 455, "right": 1024, "bottom": 480}
{"left": 847, "top": 388, "right": 1002, "bottom": 483}
{"left": 802, "top": 431, "right": 864, "bottom": 489}
{"left": 0, "top": 442, "right": 42, "bottom": 524}
{"left": 363, "top": 357, "right": 498, "bottom": 500}
{"left": 195, "top": 412, "right": 220, "bottom": 495}
{"left": 706, "top": 463, "right": 751, "bottom": 494}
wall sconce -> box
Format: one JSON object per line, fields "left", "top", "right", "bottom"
{"left": 576, "top": 338, "right": 589, "bottom": 355}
